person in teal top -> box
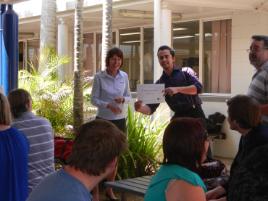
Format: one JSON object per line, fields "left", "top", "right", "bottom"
{"left": 145, "top": 118, "right": 209, "bottom": 201}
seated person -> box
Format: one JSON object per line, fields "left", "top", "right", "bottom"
{"left": 8, "top": 88, "right": 54, "bottom": 193}
{"left": 144, "top": 117, "right": 209, "bottom": 201}
{"left": 206, "top": 95, "right": 268, "bottom": 201}
{"left": 27, "top": 119, "right": 127, "bottom": 201}
{"left": 0, "top": 93, "right": 29, "bottom": 201}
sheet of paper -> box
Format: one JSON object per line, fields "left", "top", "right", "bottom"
{"left": 137, "top": 84, "right": 165, "bottom": 104}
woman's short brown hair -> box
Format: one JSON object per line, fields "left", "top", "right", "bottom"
{"left": 67, "top": 119, "right": 127, "bottom": 176}
{"left": 227, "top": 95, "right": 261, "bottom": 129}
{"left": 105, "top": 47, "right": 124, "bottom": 68}
{"left": 0, "top": 93, "right": 12, "bottom": 125}
{"left": 163, "top": 117, "right": 207, "bottom": 172}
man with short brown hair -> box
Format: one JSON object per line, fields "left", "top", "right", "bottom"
{"left": 27, "top": 119, "right": 127, "bottom": 201}
{"left": 135, "top": 45, "right": 205, "bottom": 123}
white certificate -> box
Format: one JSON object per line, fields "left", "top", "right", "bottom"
{"left": 137, "top": 84, "right": 165, "bottom": 104}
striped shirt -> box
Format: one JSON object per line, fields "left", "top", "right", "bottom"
{"left": 12, "top": 111, "right": 55, "bottom": 193}
{"left": 247, "top": 61, "right": 268, "bottom": 124}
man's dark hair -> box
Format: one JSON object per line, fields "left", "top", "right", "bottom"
{"left": 157, "top": 45, "right": 175, "bottom": 57}
{"left": 227, "top": 95, "right": 261, "bottom": 129}
{"left": 67, "top": 119, "right": 127, "bottom": 176}
{"left": 162, "top": 117, "right": 207, "bottom": 172}
{"left": 8, "top": 88, "right": 32, "bottom": 118}
{"left": 252, "top": 35, "right": 268, "bottom": 49}
{"left": 105, "top": 47, "right": 124, "bottom": 68}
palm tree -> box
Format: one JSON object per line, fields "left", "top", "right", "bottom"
{"left": 73, "top": 0, "right": 84, "bottom": 131}
{"left": 39, "top": 0, "right": 57, "bottom": 72}
{"left": 101, "top": 0, "right": 113, "bottom": 70}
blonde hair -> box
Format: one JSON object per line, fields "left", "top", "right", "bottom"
{"left": 0, "top": 93, "right": 12, "bottom": 125}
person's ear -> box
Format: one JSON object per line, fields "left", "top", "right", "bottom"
{"left": 106, "top": 157, "right": 118, "bottom": 172}
{"left": 26, "top": 100, "right": 33, "bottom": 111}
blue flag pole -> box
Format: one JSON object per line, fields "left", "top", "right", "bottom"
{"left": 2, "top": 4, "right": 18, "bottom": 95}
{"left": 0, "top": 4, "right": 7, "bottom": 94}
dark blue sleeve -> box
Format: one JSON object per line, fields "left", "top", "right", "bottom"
{"left": 184, "top": 72, "right": 203, "bottom": 93}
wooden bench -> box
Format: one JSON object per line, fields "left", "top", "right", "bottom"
{"left": 104, "top": 174, "right": 229, "bottom": 200}
{"left": 104, "top": 175, "right": 152, "bottom": 201}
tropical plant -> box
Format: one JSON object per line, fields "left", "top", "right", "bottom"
{"left": 19, "top": 48, "right": 72, "bottom": 135}
{"left": 19, "top": 48, "right": 95, "bottom": 137}
{"left": 117, "top": 107, "right": 168, "bottom": 179}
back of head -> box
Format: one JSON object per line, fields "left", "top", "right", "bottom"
{"left": 157, "top": 45, "right": 175, "bottom": 57}
{"left": 7, "top": 89, "right": 32, "bottom": 118}
{"left": 227, "top": 95, "right": 261, "bottom": 129}
{"left": 0, "top": 93, "right": 12, "bottom": 125}
{"left": 67, "top": 119, "right": 127, "bottom": 176}
{"left": 163, "top": 117, "right": 207, "bottom": 172}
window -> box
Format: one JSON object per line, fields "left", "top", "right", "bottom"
{"left": 96, "top": 32, "right": 116, "bottom": 72}
{"left": 83, "top": 33, "right": 94, "bottom": 76}
{"left": 119, "top": 28, "right": 140, "bottom": 91}
{"left": 27, "top": 39, "right": 40, "bottom": 71}
{"left": 173, "top": 21, "right": 199, "bottom": 76}
{"left": 173, "top": 19, "right": 231, "bottom": 93}
{"left": 203, "top": 20, "right": 231, "bottom": 93}
{"left": 143, "top": 28, "right": 154, "bottom": 84}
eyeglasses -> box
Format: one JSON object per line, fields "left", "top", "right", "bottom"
{"left": 246, "top": 48, "right": 268, "bottom": 53}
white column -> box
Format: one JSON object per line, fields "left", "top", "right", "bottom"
{"left": 93, "top": 32, "right": 97, "bottom": 75}
{"left": 153, "top": 0, "right": 162, "bottom": 82}
{"left": 154, "top": 1, "right": 172, "bottom": 82}
{"left": 57, "top": 18, "right": 69, "bottom": 81}
{"left": 140, "top": 27, "right": 144, "bottom": 84}
{"left": 115, "top": 29, "right": 120, "bottom": 47}
{"left": 161, "top": 3, "right": 172, "bottom": 46}
{"left": 199, "top": 19, "right": 204, "bottom": 84}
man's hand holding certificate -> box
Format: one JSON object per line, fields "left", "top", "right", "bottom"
{"left": 137, "top": 84, "right": 165, "bottom": 104}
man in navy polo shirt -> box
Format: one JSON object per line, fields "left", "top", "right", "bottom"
{"left": 135, "top": 45, "right": 206, "bottom": 123}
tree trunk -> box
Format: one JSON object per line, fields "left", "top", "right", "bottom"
{"left": 39, "top": 0, "right": 57, "bottom": 72}
{"left": 73, "top": 0, "right": 84, "bottom": 132}
{"left": 101, "top": 0, "right": 113, "bottom": 70}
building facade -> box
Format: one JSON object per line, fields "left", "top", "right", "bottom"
{"left": 15, "top": 0, "right": 268, "bottom": 158}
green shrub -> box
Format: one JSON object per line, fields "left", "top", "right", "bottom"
{"left": 117, "top": 107, "right": 167, "bottom": 179}
{"left": 18, "top": 48, "right": 96, "bottom": 138}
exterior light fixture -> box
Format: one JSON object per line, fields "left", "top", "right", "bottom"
{"left": 118, "top": 9, "right": 181, "bottom": 20}
{"left": 120, "top": 32, "right": 140, "bottom": 36}
{"left": 173, "top": 35, "right": 194, "bottom": 39}
{"left": 173, "top": 27, "right": 187, "bottom": 31}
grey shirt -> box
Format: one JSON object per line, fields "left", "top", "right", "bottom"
{"left": 12, "top": 111, "right": 55, "bottom": 193}
{"left": 247, "top": 61, "right": 268, "bottom": 124}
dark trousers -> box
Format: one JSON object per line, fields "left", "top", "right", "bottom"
{"left": 173, "top": 106, "right": 206, "bottom": 127}
{"left": 96, "top": 116, "right": 126, "bottom": 133}
{"left": 173, "top": 106, "right": 212, "bottom": 159}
